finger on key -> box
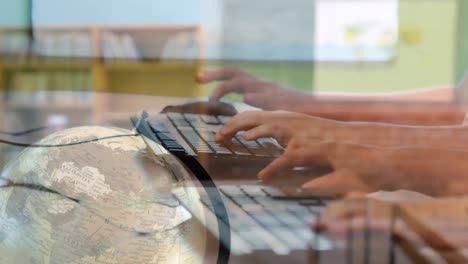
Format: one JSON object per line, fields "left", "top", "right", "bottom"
{"left": 216, "top": 111, "right": 265, "bottom": 142}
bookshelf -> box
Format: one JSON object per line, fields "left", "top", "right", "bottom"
{"left": 0, "top": 25, "right": 205, "bottom": 115}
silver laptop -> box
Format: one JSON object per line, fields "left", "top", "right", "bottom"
{"left": 131, "top": 112, "right": 338, "bottom": 263}
{"left": 130, "top": 73, "right": 468, "bottom": 262}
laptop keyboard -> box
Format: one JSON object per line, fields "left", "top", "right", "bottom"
{"left": 199, "top": 185, "right": 333, "bottom": 255}
{"left": 147, "top": 113, "right": 284, "bottom": 157}
{"left": 139, "top": 113, "right": 335, "bottom": 255}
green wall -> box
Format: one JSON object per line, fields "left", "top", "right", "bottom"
{"left": 206, "top": 61, "right": 314, "bottom": 92}
{"left": 207, "top": 0, "right": 460, "bottom": 95}
{"left": 456, "top": 0, "right": 468, "bottom": 83}
{"left": 2, "top": 0, "right": 462, "bottom": 94}
{"left": 315, "top": 0, "right": 458, "bottom": 94}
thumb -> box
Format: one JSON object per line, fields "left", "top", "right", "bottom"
{"left": 302, "top": 169, "right": 370, "bottom": 196}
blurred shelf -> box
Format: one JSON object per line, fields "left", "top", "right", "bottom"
{"left": 0, "top": 25, "right": 205, "bottom": 102}
{"left": 1, "top": 60, "right": 92, "bottom": 70}
{"left": 5, "top": 103, "right": 92, "bottom": 112}
{"left": 103, "top": 60, "right": 199, "bottom": 71}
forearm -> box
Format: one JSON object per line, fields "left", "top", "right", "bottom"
{"left": 286, "top": 87, "right": 463, "bottom": 125}
{"left": 333, "top": 121, "right": 468, "bottom": 150}
{"left": 309, "top": 86, "right": 455, "bottom": 102}
{"left": 373, "top": 146, "right": 468, "bottom": 196}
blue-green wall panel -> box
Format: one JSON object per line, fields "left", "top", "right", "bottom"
{"left": 0, "top": 0, "right": 29, "bottom": 26}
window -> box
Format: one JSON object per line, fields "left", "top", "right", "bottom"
{"left": 205, "top": 0, "right": 398, "bottom": 62}
{"left": 315, "top": 0, "right": 399, "bottom": 62}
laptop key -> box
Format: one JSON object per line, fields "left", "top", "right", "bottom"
{"left": 240, "top": 204, "right": 264, "bottom": 212}
{"left": 219, "top": 185, "right": 244, "bottom": 196}
{"left": 272, "top": 211, "right": 304, "bottom": 227}
{"left": 172, "top": 119, "right": 191, "bottom": 127}
{"left": 183, "top": 113, "right": 201, "bottom": 122}
{"left": 277, "top": 187, "right": 337, "bottom": 200}
{"left": 235, "top": 134, "right": 271, "bottom": 157}
{"left": 166, "top": 112, "right": 183, "bottom": 120}
{"left": 237, "top": 230, "right": 271, "bottom": 251}
{"left": 270, "top": 227, "right": 307, "bottom": 250}
{"left": 162, "top": 142, "right": 181, "bottom": 149}
{"left": 231, "top": 196, "right": 257, "bottom": 206}
{"left": 256, "top": 138, "right": 284, "bottom": 156}
{"left": 218, "top": 192, "right": 291, "bottom": 255}
{"left": 239, "top": 145, "right": 270, "bottom": 157}
{"left": 179, "top": 127, "right": 213, "bottom": 153}
{"left": 296, "top": 210, "right": 318, "bottom": 224}
{"left": 217, "top": 115, "right": 231, "bottom": 124}
{"left": 148, "top": 123, "right": 169, "bottom": 133}
{"left": 156, "top": 132, "right": 174, "bottom": 141}
{"left": 197, "top": 130, "right": 232, "bottom": 154}
{"left": 241, "top": 186, "right": 268, "bottom": 197}
{"left": 200, "top": 114, "right": 221, "bottom": 125}
{"left": 253, "top": 197, "right": 300, "bottom": 209}
{"left": 250, "top": 211, "right": 283, "bottom": 226}
{"left": 262, "top": 186, "right": 287, "bottom": 198}
{"left": 166, "top": 112, "right": 191, "bottom": 127}
{"left": 286, "top": 204, "right": 312, "bottom": 214}
{"left": 147, "top": 118, "right": 172, "bottom": 133}
{"left": 230, "top": 231, "right": 254, "bottom": 255}
{"left": 299, "top": 199, "right": 323, "bottom": 206}
{"left": 294, "top": 228, "right": 314, "bottom": 243}
{"left": 148, "top": 118, "right": 197, "bottom": 155}
{"left": 308, "top": 206, "right": 323, "bottom": 215}
{"left": 223, "top": 138, "right": 251, "bottom": 155}
{"left": 166, "top": 148, "right": 186, "bottom": 154}
{"left": 210, "top": 145, "right": 232, "bottom": 154}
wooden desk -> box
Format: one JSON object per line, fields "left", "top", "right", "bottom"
{"left": 0, "top": 90, "right": 440, "bottom": 263}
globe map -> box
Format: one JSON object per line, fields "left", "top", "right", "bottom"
{"left": 0, "top": 126, "right": 207, "bottom": 264}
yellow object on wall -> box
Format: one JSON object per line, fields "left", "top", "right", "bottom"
{"left": 400, "top": 26, "right": 423, "bottom": 45}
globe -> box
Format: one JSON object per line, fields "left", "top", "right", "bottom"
{"left": 0, "top": 126, "right": 207, "bottom": 264}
